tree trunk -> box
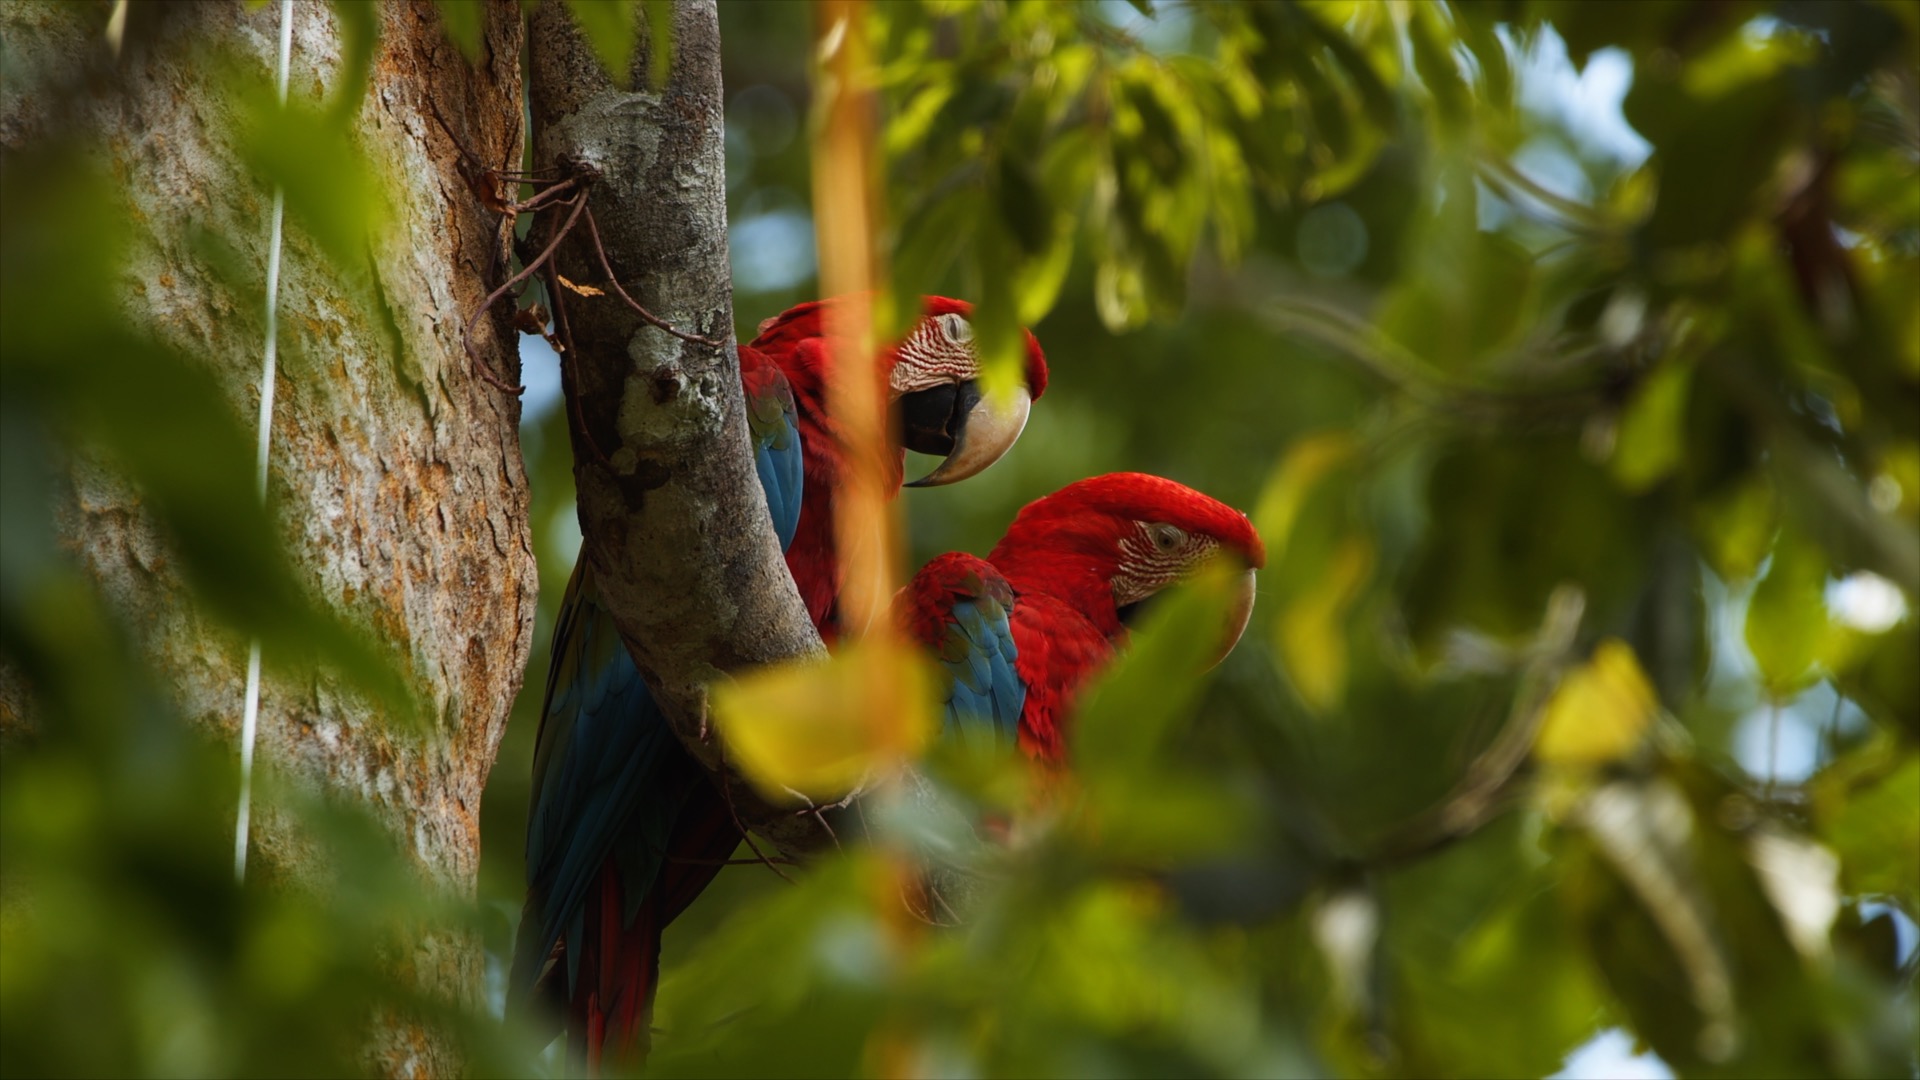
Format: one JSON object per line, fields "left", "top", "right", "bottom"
{"left": 527, "top": 0, "right": 828, "bottom": 853}
{"left": 0, "top": 1, "right": 534, "bottom": 1074}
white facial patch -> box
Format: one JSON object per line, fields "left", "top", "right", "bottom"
{"left": 889, "top": 312, "right": 980, "bottom": 395}
{"left": 1112, "top": 521, "right": 1220, "bottom": 608}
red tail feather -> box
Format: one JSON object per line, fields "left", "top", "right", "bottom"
{"left": 565, "top": 785, "right": 742, "bottom": 1075}
{"left": 569, "top": 864, "right": 658, "bottom": 1074}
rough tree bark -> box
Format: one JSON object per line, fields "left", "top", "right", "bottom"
{"left": 527, "top": 0, "right": 829, "bottom": 853}
{"left": 0, "top": 1, "right": 534, "bottom": 1073}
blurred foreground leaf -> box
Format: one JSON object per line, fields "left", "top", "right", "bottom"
{"left": 713, "top": 640, "right": 939, "bottom": 802}
{"left": 1536, "top": 639, "right": 1658, "bottom": 767}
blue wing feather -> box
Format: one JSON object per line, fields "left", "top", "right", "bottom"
{"left": 744, "top": 355, "right": 804, "bottom": 552}
{"left": 938, "top": 595, "right": 1026, "bottom": 748}
{"left": 754, "top": 432, "right": 803, "bottom": 552}
{"left": 510, "top": 562, "right": 701, "bottom": 1006}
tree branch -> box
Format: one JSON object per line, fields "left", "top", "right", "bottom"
{"left": 526, "top": 0, "right": 828, "bottom": 854}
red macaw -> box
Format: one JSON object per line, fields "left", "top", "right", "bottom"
{"left": 509, "top": 298, "right": 1049, "bottom": 1070}
{"left": 751, "top": 296, "right": 1047, "bottom": 635}
{"left": 900, "top": 473, "right": 1266, "bottom": 762}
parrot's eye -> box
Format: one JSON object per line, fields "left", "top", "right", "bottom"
{"left": 1147, "top": 523, "right": 1185, "bottom": 553}
{"left": 936, "top": 312, "right": 973, "bottom": 345}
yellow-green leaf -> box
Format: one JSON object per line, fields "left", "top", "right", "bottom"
{"left": 1745, "top": 529, "right": 1832, "bottom": 698}
{"left": 712, "top": 640, "right": 939, "bottom": 801}
{"left": 1536, "top": 639, "right": 1658, "bottom": 766}
{"left": 1276, "top": 536, "right": 1372, "bottom": 711}
{"left": 1611, "top": 362, "right": 1692, "bottom": 492}
{"left": 1694, "top": 474, "right": 1778, "bottom": 583}
{"left": 1252, "top": 432, "right": 1356, "bottom": 555}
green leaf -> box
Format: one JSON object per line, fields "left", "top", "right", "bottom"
{"left": 1384, "top": 814, "right": 1606, "bottom": 1078}
{"left": 641, "top": 0, "right": 675, "bottom": 90}
{"left": 1834, "top": 621, "right": 1920, "bottom": 741}
{"left": 1453, "top": 7, "right": 1513, "bottom": 116}
{"left": 1408, "top": 6, "right": 1469, "bottom": 128}
{"left": 1693, "top": 474, "right": 1779, "bottom": 583}
{"left": 1405, "top": 436, "right": 1645, "bottom": 654}
{"left": 994, "top": 154, "right": 1052, "bottom": 257}
{"left": 1814, "top": 748, "right": 1920, "bottom": 908}
{"left": 1611, "top": 361, "right": 1694, "bottom": 492}
{"left": 236, "top": 97, "right": 387, "bottom": 269}
{"left": 564, "top": 0, "right": 640, "bottom": 87}
{"left": 1625, "top": 31, "right": 1801, "bottom": 255}
{"left": 969, "top": 216, "right": 1027, "bottom": 400}
{"left": 1744, "top": 528, "right": 1833, "bottom": 698}
{"left": 1072, "top": 563, "right": 1240, "bottom": 776}
{"left": 651, "top": 855, "right": 886, "bottom": 1070}
{"left": 326, "top": 0, "right": 379, "bottom": 123}
{"left": 892, "top": 180, "right": 983, "bottom": 309}
{"left": 433, "top": 0, "right": 484, "bottom": 61}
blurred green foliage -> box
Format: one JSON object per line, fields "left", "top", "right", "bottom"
{"left": 601, "top": 1, "right": 1920, "bottom": 1076}
{"left": 5, "top": 0, "right": 1918, "bottom": 1077}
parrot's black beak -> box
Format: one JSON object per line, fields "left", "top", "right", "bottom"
{"left": 897, "top": 379, "right": 1031, "bottom": 487}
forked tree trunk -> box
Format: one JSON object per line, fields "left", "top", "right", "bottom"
{"left": 0, "top": 1, "right": 533, "bottom": 1073}
{"left": 527, "top": 0, "right": 827, "bottom": 856}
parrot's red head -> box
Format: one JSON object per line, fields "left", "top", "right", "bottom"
{"left": 753, "top": 295, "right": 1048, "bottom": 487}
{"left": 989, "top": 473, "right": 1266, "bottom": 660}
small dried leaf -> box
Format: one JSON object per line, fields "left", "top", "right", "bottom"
{"left": 512, "top": 304, "right": 549, "bottom": 335}
{"left": 477, "top": 174, "right": 515, "bottom": 216}
{"left": 557, "top": 274, "right": 603, "bottom": 297}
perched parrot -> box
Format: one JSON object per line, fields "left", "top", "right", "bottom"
{"left": 899, "top": 473, "right": 1266, "bottom": 762}
{"left": 509, "top": 298, "right": 1049, "bottom": 1070}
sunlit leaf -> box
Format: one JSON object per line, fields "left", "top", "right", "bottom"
{"left": 712, "top": 640, "right": 940, "bottom": 801}
{"left": 1694, "top": 474, "right": 1779, "bottom": 583}
{"left": 1276, "top": 537, "right": 1372, "bottom": 712}
{"left": 1611, "top": 361, "right": 1693, "bottom": 492}
{"left": 1536, "top": 639, "right": 1658, "bottom": 766}
{"left": 1744, "top": 528, "right": 1835, "bottom": 698}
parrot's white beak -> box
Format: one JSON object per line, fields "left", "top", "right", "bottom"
{"left": 1207, "top": 569, "right": 1260, "bottom": 670}
{"left": 904, "top": 384, "right": 1031, "bottom": 488}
